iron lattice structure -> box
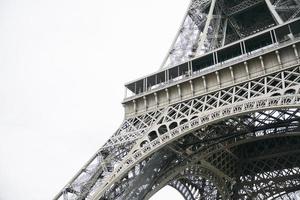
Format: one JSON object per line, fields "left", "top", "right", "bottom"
{"left": 55, "top": 0, "right": 300, "bottom": 199}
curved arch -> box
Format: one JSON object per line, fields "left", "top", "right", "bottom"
{"left": 284, "top": 88, "right": 296, "bottom": 95}
{"left": 228, "top": 133, "right": 300, "bottom": 199}
{"left": 144, "top": 163, "right": 229, "bottom": 200}
{"left": 190, "top": 116, "right": 198, "bottom": 120}
{"left": 158, "top": 125, "right": 168, "bottom": 135}
{"left": 91, "top": 95, "right": 300, "bottom": 199}
{"left": 180, "top": 118, "right": 188, "bottom": 125}
{"left": 169, "top": 122, "right": 178, "bottom": 130}
{"left": 146, "top": 133, "right": 300, "bottom": 200}
{"left": 170, "top": 177, "right": 221, "bottom": 200}
{"left": 148, "top": 131, "right": 158, "bottom": 141}
{"left": 169, "top": 180, "right": 196, "bottom": 200}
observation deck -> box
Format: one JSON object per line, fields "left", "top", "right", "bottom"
{"left": 123, "top": 18, "right": 300, "bottom": 117}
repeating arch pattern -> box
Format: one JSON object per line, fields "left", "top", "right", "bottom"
{"left": 53, "top": 0, "right": 300, "bottom": 198}
{"left": 91, "top": 94, "right": 300, "bottom": 199}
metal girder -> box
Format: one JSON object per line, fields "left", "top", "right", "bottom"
{"left": 91, "top": 94, "right": 300, "bottom": 199}
{"left": 159, "top": 0, "right": 226, "bottom": 69}
{"left": 235, "top": 135, "right": 300, "bottom": 199}
{"left": 160, "top": 0, "right": 210, "bottom": 69}
{"left": 159, "top": 0, "right": 299, "bottom": 69}
{"left": 55, "top": 61, "right": 300, "bottom": 199}
{"left": 265, "top": 0, "right": 284, "bottom": 24}
{"left": 227, "top": 0, "right": 264, "bottom": 16}
{"left": 195, "top": 0, "right": 217, "bottom": 54}
{"left": 267, "top": 0, "right": 300, "bottom": 23}
{"left": 54, "top": 1, "right": 300, "bottom": 200}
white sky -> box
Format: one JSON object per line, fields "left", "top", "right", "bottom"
{"left": 0, "top": 0, "right": 187, "bottom": 199}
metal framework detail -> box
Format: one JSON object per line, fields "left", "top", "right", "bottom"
{"left": 54, "top": 0, "right": 300, "bottom": 200}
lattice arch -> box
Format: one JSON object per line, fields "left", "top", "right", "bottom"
{"left": 53, "top": 0, "right": 300, "bottom": 198}
{"left": 91, "top": 98, "right": 300, "bottom": 199}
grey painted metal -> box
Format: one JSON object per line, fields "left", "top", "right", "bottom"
{"left": 159, "top": 0, "right": 194, "bottom": 70}
{"left": 54, "top": 1, "right": 300, "bottom": 200}
{"left": 265, "top": 0, "right": 284, "bottom": 24}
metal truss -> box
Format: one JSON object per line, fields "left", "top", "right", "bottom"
{"left": 235, "top": 136, "right": 300, "bottom": 199}
{"left": 55, "top": 62, "right": 300, "bottom": 199}
{"left": 160, "top": 0, "right": 234, "bottom": 68}
{"left": 266, "top": 0, "right": 300, "bottom": 23}
{"left": 89, "top": 69, "right": 300, "bottom": 199}
{"left": 139, "top": 107, "right": 300, "bottom": 198}
{"left": 160, "top": 0, "right": 294, "bottom": 69}
{"left": 226, "top": 0, "right": 264, "bottom": 16}
{"left": 137, "top": 111, "right": 300, "bottom": 200}
{"left": 54, "top": 1, "right": 300, "bottom": 199}
{"left": 160, "top": 0, "right": 212, "bottom": 68}
{"left": 54, "top": 109, "right": 163, "bottom": 200}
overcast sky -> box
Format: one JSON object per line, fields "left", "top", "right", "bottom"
{"left": 0, "top": 0, "right": 188, "bottom": 199}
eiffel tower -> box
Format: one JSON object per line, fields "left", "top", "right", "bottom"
{"left": 54, "top": 0, "right": 300, "bottom": 199}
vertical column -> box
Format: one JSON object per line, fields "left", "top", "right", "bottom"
{"left": 213, "top": 52, "right": 216, "bottom": 65}
{"left": 293, "top": 44, "right": 299, "bottom": 63}
{"left": 165, "top": 88, "right": 170, "bottom": 103}
{"left": 154, "top": 92, "right": 158, "bottom": 108}
{"left": 273, "top": 30, "right": 278, "bottom": 43}
{"left": 229, "top": 66, "right": 235, "bottom": 84}
{"left": 177, "top": 84, "right": 182, "bottom": 99}
{"left": 143, "top": 96, "right": 147, "bottom": 111}
{"left": 215, "top": 51, "right": 219, "bottom": 64}
{"left": 189, "top": 80, "right": 194, "bottom": 96}
{"left": 259, "top": 56, "right": 266, "bottom": 74}
{"left": 275, "top": 50, "right": 282, "bottom": 68}
{"left": 244, "top": 61, "right": 250, "bottom": 79}
{"left": 166, "top": 70, "right": 169, "bottom": 82}
{"left": 188, "top": 61, "right": 192, "bottom": 76}
{"left": 165, "top": 70, "right": 167, "bottom": 83}
{"left": 143, "top": 78, "right": 147, "bottom": 92}
{"left": 215, "top": 71, "right": 221, "bottom": 88}
{"left": 202, "top": 76, "right": 207, "bottom": 92}
{"left": 133, "top": 100, "right": 136, "bottom": 113}
{"left": 240, "top": 41, "right": 245, "bottom": 54}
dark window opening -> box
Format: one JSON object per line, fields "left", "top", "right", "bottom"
{"left": 218, "top": 43, "right": 242, "bottom": 63}
{"left": 245, "top": 32, "right": 272, "bottom": 52}
{"left": 192, "top": 54, "right": 214, "bottom": 72}
{"left": 275, "top": 25, "right": 291, "bottom": 43}
{"left": 290, "top": 20, "right": 300, "bottom": 37}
